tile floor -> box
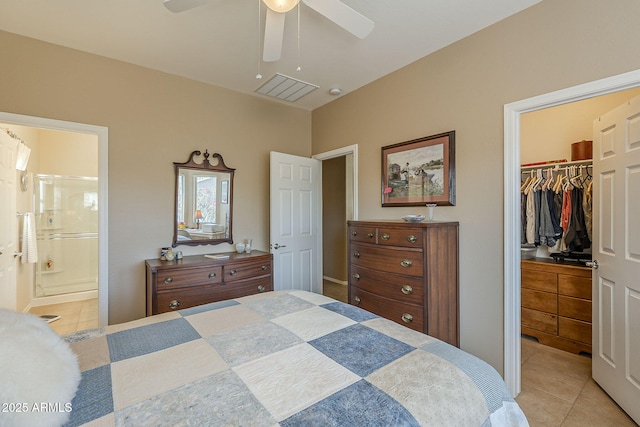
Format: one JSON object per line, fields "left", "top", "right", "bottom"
{"left": 322, "top": 279, "right": 348, "bottom": 303}
{"left": 517, "top": 335, "right": 637, "bottom": 426}
{"left": 28, "top": 298, "right": 99, "bottom": 335}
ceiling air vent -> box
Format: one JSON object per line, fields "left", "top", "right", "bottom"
{"left": 255, "top": 73, "right": 319, "bottom": 102}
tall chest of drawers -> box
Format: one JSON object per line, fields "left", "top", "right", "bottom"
{"left": 145, "top": 251, "right": 273, "bottom": 315}
{"left": 347, "top": 220, "right": 459, "bottom": 347}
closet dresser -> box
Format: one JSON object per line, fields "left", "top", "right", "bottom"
{"left": 521, "top": 258, "right": 592, "bottom": 354}
{"left": 347, "top": 220, "right": 459, "bottom": 347}
{"left": 145, "top": 251, "right": 273, "bottom": 315}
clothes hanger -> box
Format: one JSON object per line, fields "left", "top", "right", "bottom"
{"left": 570, "top": 165, "right": 584, "bottom": 189}
{"left": 543, "top": 167, "right": 554, "bottom": 191}
{"left": 520, "top": 171, "right": 532, "bottom": 193}
{"left": 553, "top": 170, "right": 564, "bottom": 193}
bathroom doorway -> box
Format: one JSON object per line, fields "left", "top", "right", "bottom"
{"left": 0, "top": 112, "right": 108, "bottom": 329}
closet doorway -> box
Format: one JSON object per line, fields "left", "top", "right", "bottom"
{"left": 503, "top": 69, "right": 640, "bottom": 398}
{"left": 0, "top": 112, "right": 109, "bottom": 327}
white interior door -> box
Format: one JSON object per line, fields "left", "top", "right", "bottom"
{"left": 0, "top": 131, "right": 17, "bottom": 310}
{"left": 270, "top": 151, "right": 321, "bottom": 293}
{"left": 592, "top": 94, "right": 640, "bottom": 424}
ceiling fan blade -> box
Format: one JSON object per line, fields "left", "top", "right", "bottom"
{"left": 163, "top": 0, "right": 210, "bottom": 13}
{"left": 302, "top": 0, "right": 374, "bottom": 39}
{"left": 263, "top": 8, "right": 285, "bottom": 62}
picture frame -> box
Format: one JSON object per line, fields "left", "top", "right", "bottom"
{"left": 381, "top": 131, "right": 455, "bottom": 206}
{"left": 221, "top": 180, "right": 229, "bottom": 204}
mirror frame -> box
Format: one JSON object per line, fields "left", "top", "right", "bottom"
{"left": 172, "top": 150, "right": 235, "bottom": 247}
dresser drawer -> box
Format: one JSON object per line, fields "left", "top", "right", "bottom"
{"left": 351, "top": 287, "right": 424, "bottom": 332}
{"left": 350, "top": 265, "right": 423, "bottom": 305}
{"left": 351, "top": 243, "right": 423, "bottom": 277}
{"left": 521, "top": 268, "right": 557, "bottom": 293}
{"left": 558, "top": 295, "right": 591, "bottom": 322}
{"left": 521, "top": 307, "right": 557, "bottom": 334}
{"left": 156, "top": 277, "right": 272, "bottom": 314}
{"left": 377, "top": 227, "right": 423, "bottom": 248}
{"left": 559, "top": 317, "right": 591, "bottom": 344}
{"left": 156, "top": 285, "right": 222, "bottom": 313}
{"left": 349, "top": 226, "right": 377, "bottom": 243}
{"left": 224, "top": 259, "right": 271, "bottom": 282}
{"left": 521, "top": 288, "right": 557, "bottom": 314}
{"left": 558, "top": 275, "right": 591, "bottom": 299}
{"left": 156, "top": 266, "right": 222, "bottom": 290}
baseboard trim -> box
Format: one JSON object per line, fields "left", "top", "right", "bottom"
{"left": 323, "top": 276, "right": 347, "bottom": 286}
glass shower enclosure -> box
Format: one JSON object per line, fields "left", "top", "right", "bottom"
{"left": 33, "top": 174, "right": 98, "bottom": 298}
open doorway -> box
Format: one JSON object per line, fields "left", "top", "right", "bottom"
{"left": 503, "top": 69, "right": 640, "bottom": 398}
{"left": 313, "top": 145, "right": 358, "bottom": 303}
{"left": 0, "top": 112, "right": 109, "bottom": 329}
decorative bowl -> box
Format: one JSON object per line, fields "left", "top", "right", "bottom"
{"left": 402, "top": 215, "right": 426, "bottom": 222}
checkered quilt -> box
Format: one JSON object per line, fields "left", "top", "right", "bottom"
{"left": 63, "top": 290, "right": 528, "bottom": 426}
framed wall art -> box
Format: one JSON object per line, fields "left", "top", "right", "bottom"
{"left": 381, "top": 131, "right": 456, "bottom": 206}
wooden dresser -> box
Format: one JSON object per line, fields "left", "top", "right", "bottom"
{"left": 521, "top": 258, "right": 592, "bottom": 354}
{"left": 347, "top": 220, "right": 459, "bottom": 347}
{"left": 145, "top": 251, "right": 273, "bottom": 315}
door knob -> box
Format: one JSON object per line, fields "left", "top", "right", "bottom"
{"left": 586, "top": 260, "right": 599, "bottom": 270}
{"left": 272, "top": 243, "right": 287, "bottom": 250}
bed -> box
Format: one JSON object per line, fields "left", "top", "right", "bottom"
{"left": 63, "top": 290, "right": 528, "bottom": 426}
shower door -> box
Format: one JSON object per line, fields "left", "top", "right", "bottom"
{"left": 33, "top": 175, "right": 98, "bottom": 297}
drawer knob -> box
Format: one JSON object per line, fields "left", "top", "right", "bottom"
{"left": 401, "top": 285, "right": 413, "bottom": 295}
{"left": 353, "top": 251, "right": 360, "bottom": 258}
{"left": 407, "top": 235, "right": 417, "bottom": 243}
{"left": 168, "top": 300, "right": 181, "bottom": 310}
{"left": 401, "top": 313, "right": 413, "bottom": 323}
{"left": 257, "top": 285, "right": 265, "bottom": 292}
{"left": 353, "top": 273, "right": 360, "bottom": 280}
{"left": 163, "top": 277, "right": 173, "bottom": 284}
{"left": 381, "top": 233, "right": 390, "bottom": 241}
{"left": 400, "top": 259, "right": 413, "bottom": 268}
{"left": 261, "top": 265, "right": 267, "bottom": 270}
{"left": 208, "top": 272, "right": 216, "bottom": 279}
{"left": 351, "top": 231, "right": 357, "bottom": 236}
{"left": 230, "top": 269, "right": 237, "bottom": 276}
{"left": 353, "top": 296, "right": 361, "bottom": 305}
{"left": 367, "top": 233, "right": 374, "bottom": 238}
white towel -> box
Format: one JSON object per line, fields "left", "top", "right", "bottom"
{"left": 16, "top": 141, "right": 31, "bottom": 171}
{"left": 21, "top": 213, "right": 38, "bottom": 264}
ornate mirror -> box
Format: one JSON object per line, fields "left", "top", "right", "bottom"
{"left": 172, "top": 150, "right": 235, "bottom": 247}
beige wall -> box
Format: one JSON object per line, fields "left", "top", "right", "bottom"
{"left": 0, "top": 30, "right": 311, "bottom": 324}
{"left": 311, "top": 0, "right": 640, "bottom": 373}
{"left": 36, "top": 129, "right": 98, "bottom": 177}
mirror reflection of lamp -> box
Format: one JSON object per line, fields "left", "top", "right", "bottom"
{"left": 194, "top": 209, "right": 203, "bottom": 229}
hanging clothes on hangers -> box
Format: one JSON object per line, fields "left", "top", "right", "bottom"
{"left": 521, "top": 160, "right": 592, "bottom": 253}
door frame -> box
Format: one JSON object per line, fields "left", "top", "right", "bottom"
{"left": 0, "top": 111, "right": 109, "bottom": 327}
{"left": 503, "top": 69, "right": 640, "bottom": 396}
{"left": 313, "top": 145, "right": 358, "bottom": 292}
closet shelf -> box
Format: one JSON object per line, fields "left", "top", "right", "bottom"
{"left": 520, "top": 159, "right": 592, "bottom": 171}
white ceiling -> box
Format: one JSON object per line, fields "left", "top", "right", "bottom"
{"left": 0, "top": 0, "right": 541, "bottom": 110}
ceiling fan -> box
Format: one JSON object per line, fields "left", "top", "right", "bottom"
{"left": 163, "top": 0, "right": 374, "bottom": 62}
